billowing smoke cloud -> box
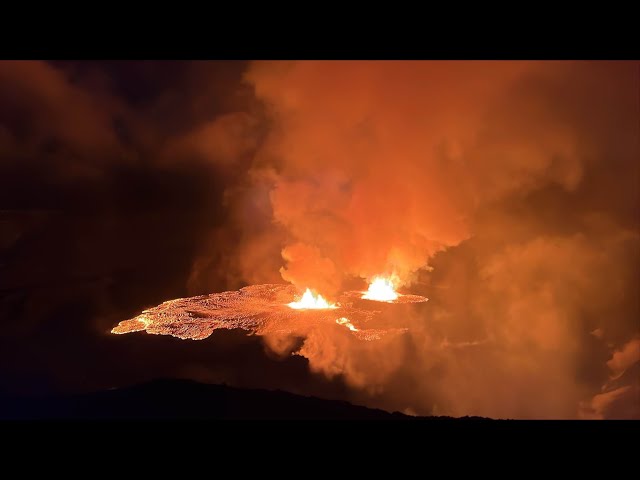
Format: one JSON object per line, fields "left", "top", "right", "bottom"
{"left": 579, "top": 337, "right": 640, "bottom": 419}
{"left": 238, "top": 61, "right": 593, "bottom": 292}
{"left": 200, "top": 61, "right": 639, "bottom": 418}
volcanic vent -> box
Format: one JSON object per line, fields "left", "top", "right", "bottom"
{"left": 112, "top": 281, "right": 427, "bottom": 342}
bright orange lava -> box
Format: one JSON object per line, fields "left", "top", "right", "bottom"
{"left": 288, "top": 288, "right": 337, "bottom": 309}
{"left": 362, "top": 277, "right": 399, "bottom": 302}
{"left": 336, "top": 317, "right": 359, "bottom": 332}
{"left": 110, "top": 284, "right": 419, "bottom": 341}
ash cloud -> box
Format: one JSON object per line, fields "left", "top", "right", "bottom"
{"left": 216, "top": 61, "right": 639, "bottom": 418}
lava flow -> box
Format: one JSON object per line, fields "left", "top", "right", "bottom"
{"left": 336, "top": 317, "right": 359, "bottom": 332}
{"left": 110, "top": 283, "right": 408, "bottom": 342}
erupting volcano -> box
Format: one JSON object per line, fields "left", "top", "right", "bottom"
{"left": 2, "top": 59, "right": 638, "bottom": 421}
{"left": 111, "top": 279, "right": 427, "bottom": 342}
{"left": 288, "top": 289, "right": 337, "bottom": 309}
{"left": 341, "top": 276, "right": 429, "bottom": 304}
{"left": 362, "top": 277, "right": 399, "bottom": 301}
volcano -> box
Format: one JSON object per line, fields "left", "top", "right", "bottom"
{"left": 111, "top": 283, "right": 428, "bottom": 341}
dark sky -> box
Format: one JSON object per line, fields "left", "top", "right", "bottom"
{"left": 0, "top": 61, "right": 638, "bottom": 419}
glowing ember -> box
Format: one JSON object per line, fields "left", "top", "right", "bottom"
{"left": 336, "top": 317, "right": 359, "bottom": 332}
{"left": 288, "top": 288, "right": 337, "bottom": 309}
{"left": 362, "top": 277, "right": 399, "bottom": 302}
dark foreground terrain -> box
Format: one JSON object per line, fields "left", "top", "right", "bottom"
{"left": 0, "top": 379, "right": 488, "bottom": 420}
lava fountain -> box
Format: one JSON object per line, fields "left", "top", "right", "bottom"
{"left": 362, "top": 277, "right": 399, "bottom": 301}
{"left": 341, "top": 275, "right": 429, "bottom": 304}
{"left": 288, "top": 288, "right": 337, "bottom": 309}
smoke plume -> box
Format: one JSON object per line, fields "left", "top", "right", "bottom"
{"left": 198, "top": 61, "right": 639, "bottom": 418}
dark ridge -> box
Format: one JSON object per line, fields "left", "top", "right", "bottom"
{"left": 0, "top": 378, "right": 490, "bottom": 420}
